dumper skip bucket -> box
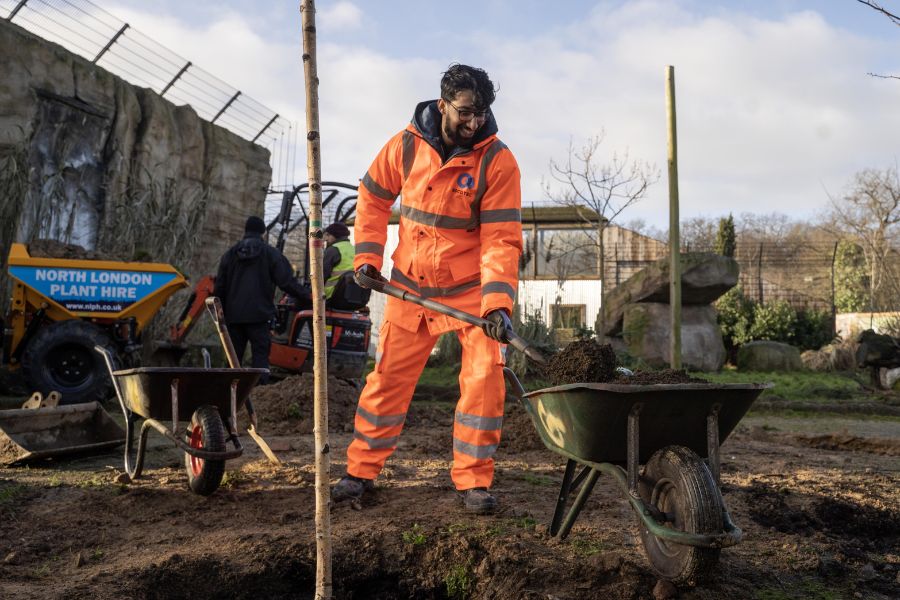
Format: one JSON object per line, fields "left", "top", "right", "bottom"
{"left": 0, "top": 402, "right": 125, "bottom": 465}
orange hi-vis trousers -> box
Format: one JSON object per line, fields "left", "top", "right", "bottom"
{"left": 346, "top": 319, "right": 506, "bottom": 490}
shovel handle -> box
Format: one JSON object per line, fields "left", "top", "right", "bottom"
{"left": 205, "top": 297, "right": 241, "bottom": 369}
{"left": 356, "top": 271, "right": 547, "bottom": 365}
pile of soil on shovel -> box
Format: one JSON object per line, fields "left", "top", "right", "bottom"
{"left": 545, "top": 339, "right": 617, "bottom": 385}
{"left": 243, "top": 374, "right": 361, "bottom": 435}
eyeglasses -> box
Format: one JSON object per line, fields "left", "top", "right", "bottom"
{"left": 445, "top": 99, "right": 489, "bottom": 122}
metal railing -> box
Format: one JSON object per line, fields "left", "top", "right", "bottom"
{"left": 1, "top": 0, "right": 297, "bottom": 191}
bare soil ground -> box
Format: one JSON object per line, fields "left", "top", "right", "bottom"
{"left": 0, "top": 375, "right": 898, "bottom": 599}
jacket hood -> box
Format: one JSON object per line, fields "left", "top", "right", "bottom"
{"left": 411, "top": 99, "right": 499, "bottom": 154}
{"left": 236, "top": 234, "right": 266, "bottom": 260}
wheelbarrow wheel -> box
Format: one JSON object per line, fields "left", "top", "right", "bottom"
{"left": 184, "top": 405, "right": 226, "bottom": 496}
{"left": 637, "top": 445, "right": 724, "bottom": 585}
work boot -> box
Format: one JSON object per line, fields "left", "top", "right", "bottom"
{"left": 460, "top": 488, "right": 497, "bottom": 514}
{"left": 332, "top": 475, "right": 374, "bottom": 502}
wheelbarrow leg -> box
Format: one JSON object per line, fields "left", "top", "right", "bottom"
{"left": 551, "top": 466, "right": 601, "bottom": 539}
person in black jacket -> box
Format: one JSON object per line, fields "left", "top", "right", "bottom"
{"left": 213, "top": 216, "right": 308, "bottom": 383}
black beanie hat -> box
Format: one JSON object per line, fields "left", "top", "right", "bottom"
{"left": 245, "top": 216, "right": 266, "bottom": 234}
{"left": 324, "top": 222, "right": 350, "bottom": 238}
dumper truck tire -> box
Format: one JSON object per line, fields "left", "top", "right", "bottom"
{"left": 637, "top": 445, "right": 724, "bottom": 585}
{"left": 184, "top": 405, "right": 226, "bottom": 496}
{"left": 21, "top": 320, "right": 116, "bottom": 405}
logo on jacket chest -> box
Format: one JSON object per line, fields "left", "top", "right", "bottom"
{"left": 453, "top": 173, "right": 475, "bottom": 197}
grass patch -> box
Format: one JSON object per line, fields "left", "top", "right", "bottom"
{"left": 444, "top": 562, "right": 472, "bottom": 600}
{"left": 0, "top": 482, "right": 27, "bottom": 507}
{"left": 695, "top": 370, "right": 870, "bottom": 403}
{"left": 222, "top": 470, "right": 250, "bottom": 489}
{"left": 518, "top": 472, "right": 556, "bottom": 487}
{"left": 401, "top": 524, "right": 426, "bottom": 546}
{"left": 570, "top": 535, "right": 606, "bottom": 556}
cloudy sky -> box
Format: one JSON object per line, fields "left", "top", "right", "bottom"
{"left": 28, "top": 1, "right": 900, "bottom": 229}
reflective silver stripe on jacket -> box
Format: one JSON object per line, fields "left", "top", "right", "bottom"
{"left": 453, "top": 438, "right": 499, "bottom": 459}
{"left": 400, "top": 204, "right": 472, "bottom": 229}
{"left": 481, "top": 281, "right": 516, "bottom": 301}
{"left": 355, "top": 241, "right": 384, "bottom": 255}
{"left": 401, "top": 131, "right": 416, "bottom": 180}
{"left": 390, "top": 268, "right": 480, "bottom": 298}
{"left": 357, "top": 405, "right": 406, "bottom": 428}
{"left": 354, "top": 430, "right": 399, "bottom": 450}
{"left": 455, "top": 411, "right": 503, "bottom": 431}
{"left": 362, "top": 172, "right": 397, "bottom": 201}
{"left": 467, "top": 140, "right": 512, "bottom": 230}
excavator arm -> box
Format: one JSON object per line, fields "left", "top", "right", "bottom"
{"left": 169, "top": 274, "right": 216, "bottom": 344}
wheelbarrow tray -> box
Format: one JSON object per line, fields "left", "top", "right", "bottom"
{"left": 521, "top": 382, "right": 770, "bottom": 464}
{"left": 0, "top": 402, "right": 125, "bottom": 465}
{"left": 111, "top": 367, "right": 266, "bottom": 421}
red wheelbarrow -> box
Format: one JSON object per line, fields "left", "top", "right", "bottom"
{"left": 95, "top": 346, "right": 265, "bottom": 495}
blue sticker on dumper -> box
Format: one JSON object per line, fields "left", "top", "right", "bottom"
{"left": 9, "top": 266, "right": 178, "bottom": 313}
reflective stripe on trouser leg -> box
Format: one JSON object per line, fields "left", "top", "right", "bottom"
{"left": 451, "top": 324, "right": 506, "bottom": 490}
{"left": 346, "top": 319, "right": 438, "bottom": 479}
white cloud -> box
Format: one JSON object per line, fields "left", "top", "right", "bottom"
{"left": 319, "top": 2, "right": 363, "bottom": 32}
{"left": 89, "top": 1, "right": 900, "bottom": 228}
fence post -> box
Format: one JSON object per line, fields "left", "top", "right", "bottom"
{"left": 93, "top": 23, "right": 129, "bottom": 64}
{"left": 757, "top": 242, "right": 764, "bottom": 304}
{"left": 830, "top": 241, "right": 839, "bottom": 336}
{"left": 7, "top": 0, "right": 29, "bottom": 21}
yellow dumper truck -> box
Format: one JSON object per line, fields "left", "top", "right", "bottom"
{"left": 2, "top": 242, "right": 188, "bottom": 404}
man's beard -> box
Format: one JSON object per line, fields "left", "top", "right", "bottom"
{"left": 443, "top": 121, "right": 477, "bottom": 148}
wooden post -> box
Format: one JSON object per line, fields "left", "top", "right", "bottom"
{"left": 300, "top": 2, "right": 331, "bottom": 599}
{"left": 666, "top": 65, "right": 682, "bottom": 369}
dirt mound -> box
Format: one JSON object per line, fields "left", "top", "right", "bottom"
{"left": 499, "top": 401, "right": 545, "bottom": 454}
{"left": 545, "top": 340, "right": 617, "bottom": 385}
{"left": 612, "top": 369, "right": 708, "bottom": 384}
{"left": 26, "top": 239, "right": 107, "bottom": 260}
{"left": 246, "top": 374, "right": 360, "bottom": 435}
{"left": 792, "top": 433, "right": 900, "bottom": 456}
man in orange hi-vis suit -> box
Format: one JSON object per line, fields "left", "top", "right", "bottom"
{"left": 332, "top": 64, "right": 522, "bottom": 514}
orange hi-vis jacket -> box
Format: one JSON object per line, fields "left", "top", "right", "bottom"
{"left": 353, "top": 100, "right": 522, "bottom": 333}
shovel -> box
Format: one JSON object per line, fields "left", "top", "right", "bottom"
{"left": 204, "top": 297, "right": 282, "bottom": 465}
{"left": 354, "top": 271, "right": 548, "bottom": 365}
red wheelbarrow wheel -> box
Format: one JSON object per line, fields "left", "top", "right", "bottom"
{"left": 637, "top": 445, "right": 724, "bottom": 585}
{"left": 184, "top": 405, "right": 227, "bottom": 496}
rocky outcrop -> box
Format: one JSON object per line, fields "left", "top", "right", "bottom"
{"left": 0, "top": 19, "right": 271, "bottom": 280}
{"left": 737, "top": 341, "right": 802, "bottom": 372}
{"left": 600, "top": 253, "right": 739, "bottom": 336}
{"left": 622, "top": 303, "right": 726, "bottom": 371}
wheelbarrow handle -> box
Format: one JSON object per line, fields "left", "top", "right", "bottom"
{"left": 356, "top": 271, "right": 547, "bottom": 365}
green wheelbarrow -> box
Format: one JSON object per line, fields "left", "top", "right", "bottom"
{"left": 505, "top": 372, "right": 770, "bottom": 584}
{"left": 355, "top": 269, "right": 770, "bottom": 584}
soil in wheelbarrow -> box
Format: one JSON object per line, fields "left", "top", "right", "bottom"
{"left": 544, "top": 339, "right": 708, "bottom": 386}
{"left": 1, "top": 387, "right": 898, "bottom": 599}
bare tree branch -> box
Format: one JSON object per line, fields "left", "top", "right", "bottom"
{"left": 544, "top": 134, "right": 659, "bottom": 335}
{"left": 856, "top": 0, "right": 900, "bottom": 26}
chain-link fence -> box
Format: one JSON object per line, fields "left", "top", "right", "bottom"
{"left": 1, "top": 0, "right": 297, "bottom": 192}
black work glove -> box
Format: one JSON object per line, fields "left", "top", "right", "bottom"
{"left": 482, "top": 309, "right": 512, "bottom": 343}
{"left": 354, "top": 264, "right": 386, "bottom": 289}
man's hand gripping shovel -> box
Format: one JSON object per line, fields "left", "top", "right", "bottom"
{"left": 205, "top": 297, "right": 282, "bottom": 465}
{"left": 353, "top": 268, "right": 547, "bottom": 365}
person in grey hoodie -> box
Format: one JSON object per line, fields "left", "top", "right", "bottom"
{"left": 213, "top": 216, "right": 308, "bottom": 383}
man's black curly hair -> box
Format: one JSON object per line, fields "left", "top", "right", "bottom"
{"left": 440, "top": 63, "right": 497, "bottom": 108}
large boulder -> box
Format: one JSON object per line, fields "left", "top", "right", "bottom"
{"left": 621, "top": 303, "right": 726, "bottom": 371}
{"left": 736, "top": 341, "right": 802, "bottom": 372}
{"left": 600, "top": 253, "right": 739, "bottom": 335}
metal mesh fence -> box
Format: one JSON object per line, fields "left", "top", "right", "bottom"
{"left": 1, "top": 0, "right": 297, "bottom": 192}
